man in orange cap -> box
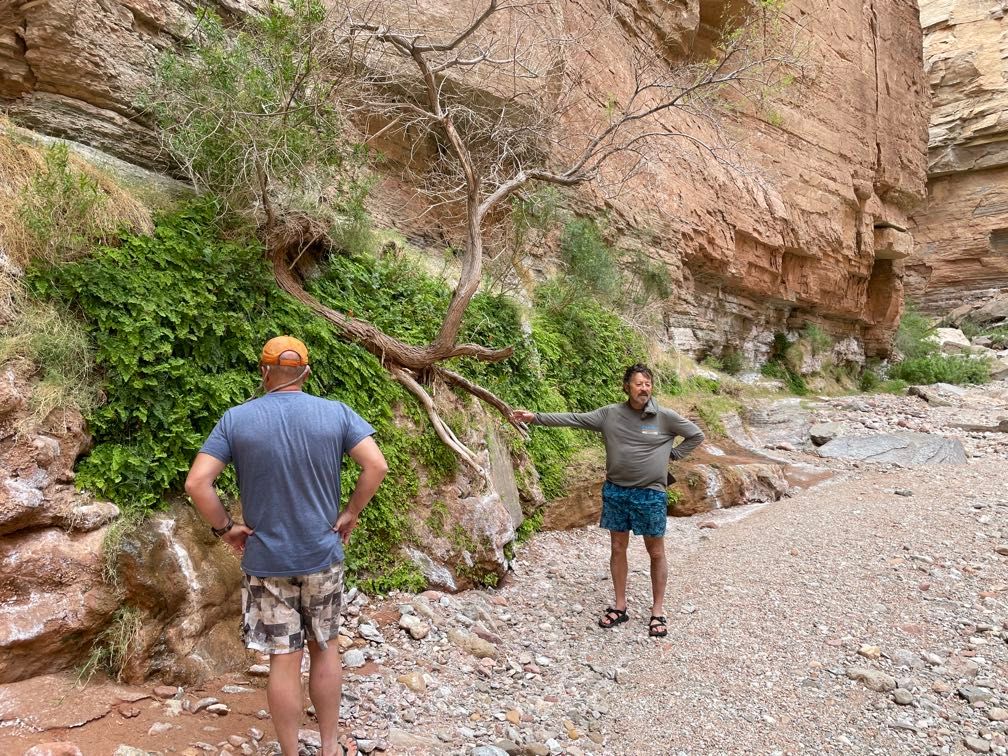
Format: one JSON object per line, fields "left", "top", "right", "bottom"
{"left": 186, "top": 335, "right": 388, "bottom": 756}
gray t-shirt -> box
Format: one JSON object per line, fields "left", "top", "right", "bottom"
{"left": 200, "top": 391, "right": 375, "bottom": 577}
{"left": 533, "top": 398, "right": 704, "bottom": 491}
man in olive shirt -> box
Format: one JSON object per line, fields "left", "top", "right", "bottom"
{"left": 512, "top": 363, "right": 703, "bottom": 638}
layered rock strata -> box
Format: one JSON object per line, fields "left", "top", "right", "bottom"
{"left": 908, "top": 0, "right": 1008, "bottom": 313}
{"left": 0, "top": 0, "right": 928, "bottom": 359}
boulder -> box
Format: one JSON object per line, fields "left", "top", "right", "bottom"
{"left": 745, "top": 399, "right": 816, "bottom": 450}
{"left": 817, "top": 432, "right": 967, "bottom": 466}
{"left": 930, "top": 327, "right": 972, "bottom": 353}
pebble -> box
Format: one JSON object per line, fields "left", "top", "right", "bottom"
{"left": 893, "top": 689, "right": 914, "bottom": 705}
{"left": 343, "top": 650, "right": 366, "bottom": 669}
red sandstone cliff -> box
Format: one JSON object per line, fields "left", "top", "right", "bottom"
{"left": 0, "top": 0, "right": 928, "bottom": 357}
{"left": 907, "top": 0, "right": 1008, "bottom": 315}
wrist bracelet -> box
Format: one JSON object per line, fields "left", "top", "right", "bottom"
{"left": 211, "top": 516, "right": 234, "bottom": 538}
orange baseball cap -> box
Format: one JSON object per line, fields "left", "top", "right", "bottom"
{"left": 260, "top": 336, "right": 309, "bottom": 366}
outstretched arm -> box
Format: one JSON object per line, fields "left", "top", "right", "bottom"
{"left": 511, "top": 406, "right": 608, "bottom": 432}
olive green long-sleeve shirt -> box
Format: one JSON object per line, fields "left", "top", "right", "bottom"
{"left": 532, "top": 398, "right": 704, "bottom": 492}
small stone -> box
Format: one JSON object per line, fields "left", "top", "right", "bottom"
{"left": 505, "top": 709, "right": 521, "bottom": 725}
{"left": 221, "top": 685, "right": 255, "bottom": 694}
{"left": 298, "top": 730, "right": 322, "bottom": 748}
{"left": 192, "top": 697, "right": 219, "bottom": 713}
{"left": 698, "top": 521, "right": 718, "bottom": 529}
{"left": 248, "top": 664, "right": 270, "bottom": 677}
{"left": 959, "top": 686, "right": 993, "bottom": 704}
{"left": 995, "top": 544, "right": 1008, "bottom": 556}
{"left": 205, "top": 703, "right": 230, "bottom": 716}
{"left": 227, "top": 735, "right": 247, "bottom": 747}
{"left": 153, "top": 685, "right": 179, "bottom": 699}
{"left": 248, "top": 728, "right": 264, "bottom": 741}
{"left": 858, "top": 645, "right": 881, "bottom": 660}
{"left": 472, "top": 747, "right": 509, "bottom": 756}
{"left": 964, "top": 737, "right": 991, "bottom": 754}
{"left": 343, "top": 650, "right": 366, "bottom": 669}
{"left": 23, "top": 744, "right": 84, "bottom": 756}
{"left": 894, "top": 488, "right": 913, "bottom": 497}
{"left": 988, "top": 708, "right": 1008, "bottom": 722}
{"left": 147, "top": 722, "right": 173, "bottom": 736}
{"left": 358, "top": 623, "right": 385, "bottom": 644}
{"left": 397, "top": 671, "right": 426, "bottom": 692}
{"left": 893, "top": 689, "right": 914, "bottom": 705}
{"left": 846, "top": 666, "right": 897, "bottom": 692}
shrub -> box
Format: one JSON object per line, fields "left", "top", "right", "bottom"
{"left": 888, "top": 354, "right": 990, "bottom": 385}
{"left": 802, "top": 323, "right": 832, "bottom": 355}
{"left": 558, "top": 218, "right": 620, "bottom": 303}
{"left": 719, "top": 349, "right": 745, "bottom": 375}
{"left": 78, "top": 606, "right": 143, "bottom": 683}
{"left": 6, "top": 139, "right": 152, "bottom": 265}
{"left": 894, "top": 302, "right": 936, "bottom": 360}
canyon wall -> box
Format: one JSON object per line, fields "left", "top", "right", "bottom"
{"left": 0, "top": 0, "right": 929, "bottom": 359}
{"left": 908, "top": 0, "right": 1008, "bottom": 314}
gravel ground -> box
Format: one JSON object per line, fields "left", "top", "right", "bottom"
{"left": 4, "top": 382, "right": 1007, "bottom": 756}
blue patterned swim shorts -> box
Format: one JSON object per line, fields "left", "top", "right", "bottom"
{"left": 600, "top": 481, "right": 669, "bottom": 537}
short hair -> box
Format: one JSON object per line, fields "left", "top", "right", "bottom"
{"left": 623, "top": 363, "right": 653, "bottom": 384}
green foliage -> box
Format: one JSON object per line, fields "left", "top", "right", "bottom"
{"left": 559, "top": 218, "right": 620, "bottom": 302}
{"left": 425, "top": 500, "right": 448, "bottom": 537}
{"left": 802, "top": 323, "right": 832, "bottom": 355}
{"left": 145, "top": 0, "right": 362, "bottom": 221}
{"left": 30, "top": 200, "right": 645, "bottom": 590}
{"left": 691, "top": 396, "right": 740, "bottom": 438}
{"left": 888, "top": 303, "right": 991, "bottom": 387}
{"left": 30, "top": 201, "right": 426, "bottom": 591}
{"left": 760, "top": 332, "right": 809, "bottom": 395}
{"left": 719, "top": 349, "right": 745, "bottom": 375}
{"left": 761, "top": 358, "right": 808, "bottom": 395}
{"left": 958, "top": 318, "right": 1008, "bottom": 349}
{"left": 894, "top": 302, "right": 936, "bottom": 360}
{"left": 18, "top": 144, "right": 106, "bottom": 263}
{"left": 888, "top": 354, "right": 990, "bottom": 386}
{"left": 515, "top": 509, "right": 544, "bottom": 544}
{"left": 78, "top": 606, "right": 143, "bottom": 683}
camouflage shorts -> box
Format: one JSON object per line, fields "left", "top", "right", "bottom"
{"left": 241, "top": 561, "right": 345, "bottom": 655}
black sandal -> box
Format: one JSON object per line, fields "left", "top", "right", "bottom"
{"left": 648, "top": 615, "right": 668, "bottom": 638}
{"left": 598, "top": 606, "right": 629, "bottom": 628}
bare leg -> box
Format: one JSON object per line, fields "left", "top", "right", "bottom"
{"left": 267, "top": 649, "right": 304, "bottom": 756}
{"left": 643, "top": 535, "right": 667, "bottom": 617}
{"left": 307, "top": 639, "right": 345, "bottom": 756}
{"left": 609, "top": 530, "right": 630, "bottom": 610}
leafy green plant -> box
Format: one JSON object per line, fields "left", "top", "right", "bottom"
{"left": 888, "top": 302, "right": 990, "bottom": 386}
{"left": 894, "top": 302, "right": 937, "bottom": 360}
{"left": 888, "top": 354, "right": 990, "bottom": 385}
{"left": 802, "top": 323, "right": 832, "bottom": 355}
{"left": 692, "top": 396, "right": 740, "bottom": 437}
{"left": 558, "top": 218, "right": 620, "bottom": 303}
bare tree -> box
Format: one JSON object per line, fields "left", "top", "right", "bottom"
{"left": 152, "top": 0, "right": 803, "bottom": 479}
